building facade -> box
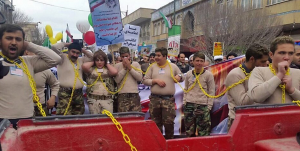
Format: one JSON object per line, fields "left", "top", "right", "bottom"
{"left": 0, "top": 0, "right": 14, "bottom": 24}
{"left": 150, "top": 0, "right": 300, "bottom": 53}
{"left": 22, "top": 22, "right": 39, "bottom": 42}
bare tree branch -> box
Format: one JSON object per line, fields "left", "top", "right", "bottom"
{"left": 12, "top": 9, "right": 33, "bottom": 27}
{"left": 182, "top": 2, "right": 282, "bottom": 60}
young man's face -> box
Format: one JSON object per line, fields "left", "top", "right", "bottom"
{"left": 0, "top": 31, "right": 24, "bottom": 60}
{"left": 292, "top": 48, "right": 300, "bottom": 66}
{"left": 155, "top": 52, "right": 166, "bottom": 64}
{"left": 227, "top": 55, "right": 235, "bottom": 60}
{"left": 120, "top": 53, "right": 131, "bottom": 62}
{"left": 270, "top": 43, "right": 294, "bottom": 68}
{"left": 193, "top": 57, "right": 205, "bottom": 70}
{"left": 253, "top": 55, "right": 269, "bottom": 67}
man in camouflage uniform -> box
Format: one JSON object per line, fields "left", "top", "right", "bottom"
{"left": 114, "top": 47, "right": 143, "bottom": 112}
{"left": 51, "top": 42, "right": 93, "bottom": 115}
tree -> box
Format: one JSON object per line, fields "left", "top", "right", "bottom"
{"left": 182, "top": 1, "right": 282, "bottom": 59}
{"left": 11, "top": 9, "right": 46, "bottom": 45}
{"left": 12, "top": 9, "right": 33, "bottom": 27}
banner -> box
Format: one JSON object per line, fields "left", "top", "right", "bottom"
{"left": 213, "top": 42, "right": 223, "bottom": 56}
{"left": 96, "top": 45, "right": 109, "bottom": 53}
{"left": 139, "top": 56, "right": 246, "bottom": 135}
{"left": 88, "top": 0, "right": 124, "bottom": 46}
{"left": 168, "top": 25, "right": 181, "bottom": 57}
{"left": 138, "top": 45, "right": 152, "bottom": 56}
{"left": 122, "top": 24, "right": 140, "bottom": 50}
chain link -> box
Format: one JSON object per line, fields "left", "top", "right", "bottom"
{"left": 102, "top": 110, "right": 137, "bottom": 151}
{"left": 0, "top": 52, "right": 46, "bottom": 116}
{"left": 268, "top": 63, "right": 289, "bottom": 104}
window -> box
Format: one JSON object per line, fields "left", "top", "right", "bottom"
{"left": 157, "top": 23, "right": 161, "bottom": 35}
{"left": 154, "top": 24, "right": 157, "bottom": 36}
{"left": 162, "top": 21, "right": 166, "bottom": 33}
{"left": 268, "top": 0, "right": 290, "bottom": 5}
{"left": 240, "top": 0, "right": 250, "bottom": 10}
{"left": 252, "top": 0, "right": 262, "bottom": 9}
{"left": 176, "top": 15, "right": 181, "bottom": 25}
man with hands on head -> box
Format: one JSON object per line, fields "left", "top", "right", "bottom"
{"left": 248, "top": 36, "right": 300, "bottom": 104}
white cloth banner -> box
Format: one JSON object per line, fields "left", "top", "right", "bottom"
{"left": 167, "top": 35, "right": 180, "bottom": 57}
{"left": 122, "top": 24, "right": 140, "bottom": 50}
{"left": 96, "top": 45, "right": 109, "bottom": 53}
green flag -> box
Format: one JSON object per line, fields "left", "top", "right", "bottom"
{"left": 42, "top": 36, "right": 51, "bottom": 48}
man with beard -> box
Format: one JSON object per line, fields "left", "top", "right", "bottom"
{"left": 141, "top": 53, "right": 155, "bottom": 73}
{"left": 114, "top": 47, "right": 143, "bottom": 112}
{"left": 143, "top": 47, "right": 184, "bottom": 139}
{"left": 290, "top": 45, "right": 300, "bottom": 69}
{"left": 0, "top": 24, "right": 61, "bottom": 128}
{"left": 51, "top": 42, "right": 93, "bottom": 115}
{"left": 177, "top": 53, "right": 190, "bottom": 73}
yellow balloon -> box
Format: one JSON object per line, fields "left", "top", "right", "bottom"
{"left": 49, "top": 37, "right": 57, "bottom": 44}
{"left": 55, "top": 33, "right": 63, "bottom": 41}
{"left": 45, "top": 25, "right": 53, "bottom": 37}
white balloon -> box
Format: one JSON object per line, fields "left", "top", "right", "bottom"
{"left": 76, "top": 20, "right": 90, "bottom": 33}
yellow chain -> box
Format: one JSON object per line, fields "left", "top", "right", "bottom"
{"left": 293, "top": 100, "right": 300, "bottom": 107}
{"left": 63, "top": 58, "right": 80, "bottom": 115}
{"left": 130, "top": 63, "right": 154, "bottom": 75}
{"left": 102, "top": 110, "right": 137, "bottom": 151}
{"left": 98, "top": 69, "right": 129, "bottom": 95}
{"left": 0, "top": 52, "right": 46, "bottom": 117}
{"left": 269, "top": 63, "right": 290, "bottom": 104}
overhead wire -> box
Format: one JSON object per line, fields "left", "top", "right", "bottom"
{"left": 26, "top": 0, "right": 90, "bottom": 12}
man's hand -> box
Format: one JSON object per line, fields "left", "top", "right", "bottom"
{"left": 277, "top": 61, "right": 289, "bottom": 79}
{"left": 282, "top": 75, "right": 295, "bottom": 94}
{"left": 122, "top": 58, "right": 132, "bottom": 70}
{"left": 174, "top": 75, "right": 181, "bottom": 82}
{"left": 154, "top": 79, "right": 166, "bottom": 87}
{"left": 47, "top": 96, "right": 56, "bottom": 109}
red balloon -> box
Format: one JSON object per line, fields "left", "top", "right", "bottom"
{"left": 84, "top": 31, "right": 95, "bottom": 45}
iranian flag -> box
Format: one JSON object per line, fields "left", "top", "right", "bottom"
{"left": 159, "top": 11, "right": 172, "bottom": 29}
{"left": 89, "top": 0, "right": 105, "bottom": 12}
{"left": 42, "top": 36, "right": 51, "bottom": 48}
{"left": 66, "top": 24, "right": 73, "bottom": 43}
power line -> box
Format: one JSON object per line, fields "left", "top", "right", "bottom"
{"left": 26, "top": 0, "right": 90, "bottom": 12}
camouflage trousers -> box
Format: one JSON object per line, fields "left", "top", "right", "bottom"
{"left": 184, "top": 102, "right": 211, "bottom": 137}
{"left": 34, "top": 104, "right": 49, "bottom": 117}
{"left": 227, "top": 117, "right": 234, "bottom": 132}
{"left": 118, "top": 93, "right": 141, "bottom": 112}
{"left": 56, "top": 88, "right": 84, "bottom": 115}
{"left": 149, "top": 94, "right": 176, "bottom": 139}
{"left": 87, "top": 94, "right": 113, "bottom": 114}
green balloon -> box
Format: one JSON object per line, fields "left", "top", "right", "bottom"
{"left": 88, "top": 13, "right": 93, "bottom": 27}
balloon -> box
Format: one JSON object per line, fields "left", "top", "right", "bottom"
{"left": 84, "top": 31, "right": 95, "bottom": 45}
{"left": 55, "top": 32, "right": 63, "bottom": 41}
{"left": 45, "top": 25, "right": 53, "bottom": 37}
{"left": 76, "top": 20, "right": 90, "bottom": 33}
{"left": 49, "top": 37, "right": 57, "bottom": 45}
{"left": 88, "top": 14, "right": 93, "bottom": 27}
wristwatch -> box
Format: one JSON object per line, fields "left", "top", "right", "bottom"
{"left": 178, "top": 73, "right": 183, "bottom": 80}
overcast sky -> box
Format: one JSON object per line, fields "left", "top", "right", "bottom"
{"left": 13, "top": 0, "right": 173, "bottom": 40}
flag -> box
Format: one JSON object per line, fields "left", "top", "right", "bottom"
{"left": 142, "top": 42, "right": 146, "bottom": 46}
{"left": 66, "top": 24, "right": 73, "bottom": 43}
{"left": 89, "top": 0, "right": 105, "bottom": 12}
{"left": 42, "top": 36, "right": 51, "bottom": 48}
{"left": 159, "top": 11, "right": 172, "bottom": 29}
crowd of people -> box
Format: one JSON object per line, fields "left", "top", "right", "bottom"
{"left": 0, "top": 24, "right": 300, "bottom": 141}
